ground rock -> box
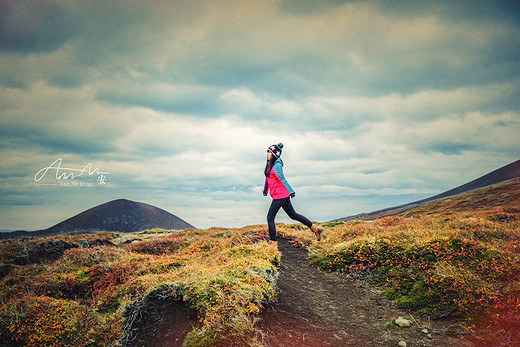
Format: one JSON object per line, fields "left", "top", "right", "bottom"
{"left": 395, "top": 316, "right": 412, "bottom": 327}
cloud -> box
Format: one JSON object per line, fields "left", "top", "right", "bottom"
{"left": 405, "top": 111, "right": 520, "bottom": 156}
{"left": 0, "top": 81, "right": 138, "bottom": 155}
{"left": 0, "top": 0, "right": 76, "bottom": 53}
{"left": 4, "top": 0, "right": 518, "bottom": 97}
{"left": 0, "top": 0, "right": 519, "bottom": 230}
{"left": 96, "top": 79, "right": 222, "bottom": 115}
{"left": 114, "top": 114, "right": 274, "bottom": 169}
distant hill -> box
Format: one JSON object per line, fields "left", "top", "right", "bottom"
{"left": 45, "top": 199, "right": 195, "bottom": 234}
{"left": 334, "top": 158, "right": 520, "bottom": 222}
{"left": 1, "top": 199, "right": 195, "bottom": 239}
{"left": 400, "top": 176, "right": 520, "bottom": 217}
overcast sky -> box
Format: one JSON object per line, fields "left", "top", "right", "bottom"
{"left": 1, "top": 0, "right": 519, "bottom": 231}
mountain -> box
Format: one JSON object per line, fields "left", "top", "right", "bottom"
{"left": 335, "top": 158, "right": 520, "bottom": 222}
{"left": 0, "top": 199, "right": 194, "bottom": 239}
{"left": 43, "top": 199, "right": 195, "bottom": 234}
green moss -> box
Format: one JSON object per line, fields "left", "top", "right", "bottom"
{"left": 384, "top": 321, "right": 395, "bottom": 330}
{"left": 184, "top": 329, "right": 219, "bottom": 347}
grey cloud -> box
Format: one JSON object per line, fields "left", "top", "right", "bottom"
{"left": 176, "top": 51, "right": 283, "bottom": 97}
{"left": 279, "top": 0, "right": 519, "bottom": 30}
{"left": 0, "top": 0, "right": 77, "bottom": 53}
{"left": 66, "top": 1, "right": 205, "bottom": 67}
{"left": 332, "top": 4, "right": 516, "bottom": 96}
{"left": 181, "top": 10, "right": 516, "bottom": 100}
{"left": 1, "top": 1, "right": 170, "bottom": 87}
{"left": 351, "top": 47, "right": 519, "bottom": 98}
{"left": 278, "top": 0, "right": 354, "bottom": 15}
{"left": 2, "top": 0, "right": 518, "bottom": 99}
{"left": 423, "top": 142, "right": 478, "bottom": 155}
{"left": 0, "top": 124, "right": 111, "bottom": 156}
{"left": 1, "top": 0, "right": 520, "bottom": 230}
{"left": 435, "top": 0, "right": 520, "bottom": 24}
{"left": 373, "top": 0, "right": 520, "bottom": 24}
{"left": 0, "top": 48, "right": 93, "bottom": 90}
{"left": 96, "top": 80, "right": 223, "bottom": 116}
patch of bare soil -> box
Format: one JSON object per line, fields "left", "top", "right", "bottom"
{"left": 258, "top": 238, "right": 477, "bottom": 347}
{"left": 124, "top": 295, "right": 199, "bottom": 347}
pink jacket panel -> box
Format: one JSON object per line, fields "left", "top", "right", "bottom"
{"left": 264, "top": 169, "right": 291, "bottom": 199}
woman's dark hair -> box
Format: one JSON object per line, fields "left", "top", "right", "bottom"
{"left": 264, "top": 156, "right": 277, "bottom": 177}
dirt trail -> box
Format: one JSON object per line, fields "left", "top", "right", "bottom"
{"left": 128, "top": 238, "right": 478, "bottom": 346}
{"left": 258, "top": 238, "right": 477, "bottom": 347}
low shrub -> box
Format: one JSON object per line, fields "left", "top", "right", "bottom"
{"left": 0, "top": 226, "right": 279, "bottom": 346}
{"left": 304, "top": 204, "right": 520, "bottom": 344}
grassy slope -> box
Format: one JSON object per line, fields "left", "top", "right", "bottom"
{"left": 0, "top": 178, "right": 518, "bottom": 346}
{"left": 285, "top": 177, "right": 520, "bottom": 344}
{"left": 0, "top": 226, "right": 279, "bottom": 346}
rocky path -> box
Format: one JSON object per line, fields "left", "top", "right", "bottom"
{"left": 258, "top": 238, "right": 477, "bottom": 347}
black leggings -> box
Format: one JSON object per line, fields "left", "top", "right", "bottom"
{"left": 267, "top": 197, "right": 312, "bottom": 241}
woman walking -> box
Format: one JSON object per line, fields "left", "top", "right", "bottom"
{"left": 263, "top": 143, "right": 323, "bottom": 242}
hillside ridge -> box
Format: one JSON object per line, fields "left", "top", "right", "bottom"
{"left": 335, "top": 158, "right": 520, "bottom": 221}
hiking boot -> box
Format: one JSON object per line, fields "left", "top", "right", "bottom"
{"left": 310, "top": 224, "right": 323, "bottom": 241}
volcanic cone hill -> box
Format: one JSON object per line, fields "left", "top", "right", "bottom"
{"left": 44, "top": 199, "right": 194, "bottom": 234}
